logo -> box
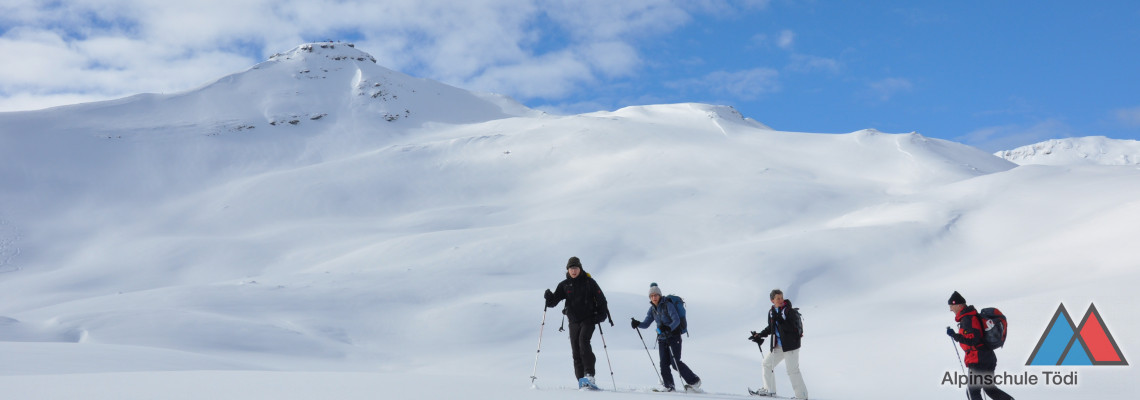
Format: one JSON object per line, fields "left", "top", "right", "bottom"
{"left": 1026, "top": 303, "right": 1127, "bottom": 366}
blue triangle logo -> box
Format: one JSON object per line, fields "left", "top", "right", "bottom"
{"left": 1027, "top": 304, "right": 1078, "bottom": 365}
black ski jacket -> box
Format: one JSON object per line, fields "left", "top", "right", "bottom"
{"left": 546, "top": 272, "right": 609, "bottom": 324}
{"left": 756, "top": 300, "right": 802, "bottom": 352}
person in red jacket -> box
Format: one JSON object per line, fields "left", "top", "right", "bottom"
{"left": 946, "top": 291, "right": 1014, "bottom": 400}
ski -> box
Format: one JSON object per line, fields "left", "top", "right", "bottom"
{"left": 747, "top": 387, "right": 781, "bottom": 397}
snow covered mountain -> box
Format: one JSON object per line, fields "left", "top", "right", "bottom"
{"left": 995, "top": 136, "right": 1140, "bottom": 166}
{"left": 2, "top": 43, "right": 1138, "bottom": 400}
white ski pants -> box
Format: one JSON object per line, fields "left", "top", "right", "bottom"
{"left": 762, "top": 348, "right": 808, "bottom": 399}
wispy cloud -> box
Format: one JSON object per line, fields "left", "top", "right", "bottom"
{"left": 776, "top": 29, "right": 795, "bottom": 49}
{"left": 0, "top": 0, "right": 764, "bottom": 112}
{"left": 751, "top": 29, "right": 796, "bottom": 50}
{"left": 667, "top": 68, "right": 780, "bottom": 101}
{"left": 957, "top": 119, "right": 1075, "bottom": 152}
{"left": 787, "top": 54, "right": 840, "bottom": 74}
{"left": 865, "top": 77, "right": 913, "bottom": 102}
{"left": 752, "top": 29, "right": 840, "bottom": 75}
{"left": 1114, "top": 106, "right": 1140, "bottom": 127}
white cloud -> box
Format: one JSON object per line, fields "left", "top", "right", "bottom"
{"left": 0, "top": 0, "right": 767, "bottom": 111}
{"left": 668, "top": 68, "right": 780, "bottom": 101}
{"left": 467, "top": 50, "right": 595, "bottom": 99}
{"left": 0, "top": 28, "right": 257, "bottom": 101}
{"left": 578, "top": 41, "right": 642, "bottom": 78}
{"left": 866, "top": 77, "right": 913, "bottom": 102}
{"left": 684, "top": 0, "right": 770, "bottom": 15}
{"left": 542, "top": 0, "right": 692, "bottom": 41}
{"left": 777, "top": 29, "right": 795, "bottom": 49}
{"left": 1114, "top": 106, "right": 1140, "bottom": 127}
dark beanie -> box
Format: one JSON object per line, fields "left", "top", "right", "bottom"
{"left": 948, "top": 291, "right": 966, "bottom": 305}
{"left": 566, "top": 256, "right": 582, "bottom": 270}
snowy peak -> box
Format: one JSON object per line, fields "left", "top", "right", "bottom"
{"left": 996, "top": 136, "right": 1140, "bottom": 166}
{"left": 6, "top": 42, "right": 526, "bottom": 136}
{"left": 226, "top": 41, "right": 521, "bottom": 126}
{"left": 266, "top": 42, "right": 377, "bottom": 64}
{"left": 593, "top": 103, "right": 773, "bottom": 130}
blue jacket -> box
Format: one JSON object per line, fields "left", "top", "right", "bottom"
{"left": 638, "top": 299, "right": 682, "bottom": 338}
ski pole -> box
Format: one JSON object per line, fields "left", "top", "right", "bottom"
{"left": 949, "top": 335, "right": 965, "bottom": 374}
{"left": 597, "top": 323, "right": 618, "bottom": 391}
{"left": 949, "top": 334, "right": 971, "bottom": 400}
{"left": 663, "top": 336, "right": 691, "bottom": 390}
{"left": 666, "top": 337, "right": 682, "bottom": 373}
{"left": 529, "top": 307, "right": 548, "bottom": 386}
{"left": 635, "top": 324, "right": 664, "bottom": 386}
{"left": 750, "top": 331, "right": 764, "bottom": 356}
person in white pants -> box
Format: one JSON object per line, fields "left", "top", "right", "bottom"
{"left": 749, "top": 289, "right": 808, "bottom": 399}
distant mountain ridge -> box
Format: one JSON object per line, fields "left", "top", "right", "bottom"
{"left": 996, "top": 136, "right": 1140, "bottom": 166}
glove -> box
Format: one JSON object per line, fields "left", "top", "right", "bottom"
{"left": 946, "top": 327, "right": 956, "bottom": 338}
{"left": 631, "top": 318, "right": 641, "bottom": 329}
{"left": 749, "top": 331, "right": 765, "bottom": 344}
{"left": 544, "top": 289, "right": 553, "bottom": 301}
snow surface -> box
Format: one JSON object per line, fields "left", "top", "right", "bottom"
{"left": 2, "top": 43, "right": 1138, "bottom": 399}
{"left": 996, "top": 136, "right": 1140, "bottom": 166}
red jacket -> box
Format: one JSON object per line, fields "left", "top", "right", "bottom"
{"left": 954, "top": 306, "right": 997, "bottom": 368}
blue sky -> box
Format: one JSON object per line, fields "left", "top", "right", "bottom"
{"left": 2, "top": 1, "right": 1139, "bottom": 151}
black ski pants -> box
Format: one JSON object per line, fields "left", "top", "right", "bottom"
{"left": 658, "top": 335, "right": 699, "bottom": 389}
{"left": 967, "top": 367, "right": 1014, "bottom": 400}
{"left": 568, "top": 320, "right": 596, "bottom": 380}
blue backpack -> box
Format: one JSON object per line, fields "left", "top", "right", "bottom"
{"left": 664, "top": 294, "right": 688, "bottom": 335}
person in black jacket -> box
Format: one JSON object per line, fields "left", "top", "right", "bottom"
{"left": 544, "top": 256, "right": 609, "bottom": 389}
{"left": 946, "top": 291, "right": 1014, "bottom": 400}
{"left": 748, "top": 289, "right": 808, "bottom": 399}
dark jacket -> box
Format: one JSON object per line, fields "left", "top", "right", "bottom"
{"left": 952, "top": 305, "right": 997, "bottom": 369}
{"left": 546, "top": 272, "right": 609, "bottom": 324}
{"left": 757, "top": 300, "right": 802, "bottom": 352}
{"left": 637, "top": 298, "right": 682, "bottom": 338}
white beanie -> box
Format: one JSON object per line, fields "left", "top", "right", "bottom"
{"left": 648, "top": 282, "right": 662, "bottom": 296}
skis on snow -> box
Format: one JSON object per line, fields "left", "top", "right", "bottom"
{"left": 747, "top": 387, "right": 790, "bottom": 398}
{"left": 649, "top": 387, "right": 704, "bottom": 394}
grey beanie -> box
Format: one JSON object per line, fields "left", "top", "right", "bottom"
{"left": 648, "top": 282, "right": 662, "bottom": 296}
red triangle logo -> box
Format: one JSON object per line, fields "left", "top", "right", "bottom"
{"left": 1076, "top": 304, "right": 1128, "bottom": 365}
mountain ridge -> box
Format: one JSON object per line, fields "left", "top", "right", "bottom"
{"left": 995, "top": 136, "right": 1140, "bottom": 166}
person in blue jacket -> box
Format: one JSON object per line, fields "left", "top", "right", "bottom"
{"left": 631, "top": 282, "right": 701, "bottom": 392}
